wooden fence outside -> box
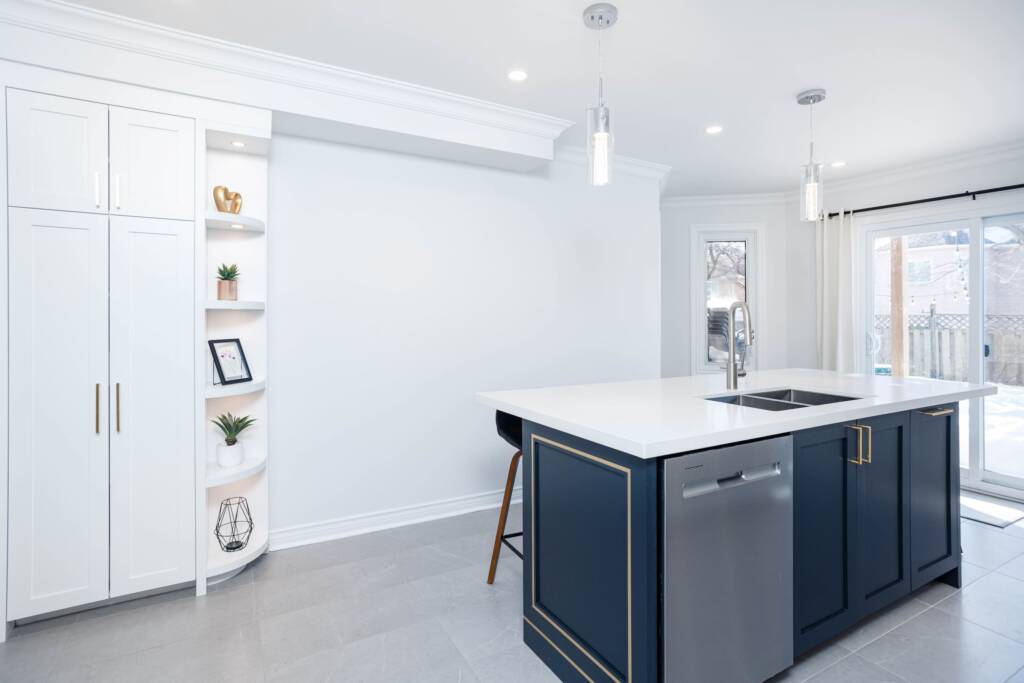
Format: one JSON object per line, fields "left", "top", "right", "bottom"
{"left": 874, "top": 313, "right": 1024, "bottom": 385}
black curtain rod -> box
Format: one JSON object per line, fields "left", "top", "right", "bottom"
{"left": 825, "top": 183, "right": 1024, "bottom": 219}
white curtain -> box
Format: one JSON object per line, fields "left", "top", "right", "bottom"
{"left": 817, "top": 210, "right": 859, "bottom": 372}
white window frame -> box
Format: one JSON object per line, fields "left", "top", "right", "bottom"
{"left": 690, "top": 223, "right": 763, "bottom": 375}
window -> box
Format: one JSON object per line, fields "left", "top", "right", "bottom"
{"left": 704, "top": 241, "right": 747, "bottom": 363}
{"left": 907, "top": 259, "right": 932, "bottom": 284}
{"left": 690, "top": 225, "right": 761, "bottom": 374}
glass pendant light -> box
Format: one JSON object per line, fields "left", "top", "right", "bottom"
{"left": 583, "top": 4, "right": 618, "bottom": 187}
{"left": 797, "top": 89, "right": 826, "bottom": 222}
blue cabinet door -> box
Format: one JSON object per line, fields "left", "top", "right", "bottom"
{"left": 855, "top": 411, "right": 912, "bottom": 614}
{"left": 793, "top": 422, "right": 860, "bottom": 656}
{"left": 909, "top": 404, "right": 962, "bottom": 590}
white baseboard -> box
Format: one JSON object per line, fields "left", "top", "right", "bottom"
{"left": 268, "top": 486, "right": 523, "bottom": 551}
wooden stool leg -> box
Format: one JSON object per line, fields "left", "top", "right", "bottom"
{"left": 487, "top": 450, "right": 522, "bottom": 584}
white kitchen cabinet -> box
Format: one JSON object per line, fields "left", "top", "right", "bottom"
{"left": 109, "top": 216, "right": 195, "bottom": 597}
{"left": 7, "top": 90, "right": 108, "bottom": 213}
{"left": 7, "top": 208, "right": 110, "bottom": 620}
{"left": 109, "top": 108, "right": 194, "bottom": 220}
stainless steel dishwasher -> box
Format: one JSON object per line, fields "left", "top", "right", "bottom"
{"left": 663, "top": 435, "right": 793, "bottom": 683}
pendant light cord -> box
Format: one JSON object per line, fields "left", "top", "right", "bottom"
{"left": 808, "top": 102, "right": 815, "bottom": 164}
{"left": 597, "top": 22, "right": 605, "bottom": 106}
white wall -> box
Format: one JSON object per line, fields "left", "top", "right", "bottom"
{"left": 267, "top": 135, "right": 663, "bottom": 538}
{"left": 661, "top": 196, "right": 791, "bottom": 376}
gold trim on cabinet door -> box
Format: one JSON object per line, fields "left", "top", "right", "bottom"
{"left": 846, "top": 425, "right": 863, "bottom": 465}
{"left": 920, "top": 407, "right": 954, "bottom": 417}
{"left": 529, "top": 433, "right": 630, "bottom": 683}
{"left": 861, "top": 424, "right": 872, "bottom": 464}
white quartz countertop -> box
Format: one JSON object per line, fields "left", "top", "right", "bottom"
{"left": 477, "top": 369, "right": 996, "bottom": 459}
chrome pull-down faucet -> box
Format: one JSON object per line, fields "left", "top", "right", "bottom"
{"left": 726, "top": 301, "right": 754, "bottom": 391}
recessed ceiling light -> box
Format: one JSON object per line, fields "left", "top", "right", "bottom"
{"left": 830, "top": 161, "right": 846, "bottom": 168}
{"left": 230, "top": 223, "right": 243, "bottom": 229}
{"left": 231, "top": 140, "right": 246, "bottom": 148}
{"left": 507, "top": 69, "right": 528, "bottom": 82}
{"left": 705, "top": 125, "right": 723, "bottom": 135}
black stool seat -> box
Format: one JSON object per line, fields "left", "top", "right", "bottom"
{"left": 495, "top": 411, "right": 522, "bottom": 451}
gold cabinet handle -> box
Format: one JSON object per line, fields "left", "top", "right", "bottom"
{"left": 920, "top": 407, "right": 954, "bottom": 417}
{"left": 847, "top": 425, "right": 864, "bottom": 465}
{"left": 861, "top": 424, "right": 873, "bottom": 464}
{"left": 95, "top": 383, "right": 100, "bottom": 434}
{"left": 116, "top": 383, "right": 121, "bottom": 433}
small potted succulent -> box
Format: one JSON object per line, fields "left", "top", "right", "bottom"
{"left": 216, "top": 263, "right": 240, "bottom": 301}
{"left": 211, "top": 413, "right": 256, "bottom": 467}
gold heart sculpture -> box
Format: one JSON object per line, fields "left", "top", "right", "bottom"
{"left": 213, "top": 186, "right": 243, "bottom": 214}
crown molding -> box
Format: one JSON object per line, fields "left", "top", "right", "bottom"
{"left": 555, "top": 146, "right": 673, "bottom": 192}
{"left": 660, "top": 192, "right": 789, "bottom": 209}
{"left": 0, "top": 0, "right": 573, "bottom": 166}
{"left": 825, "top": 139, "right": 1024, "bottom": 196}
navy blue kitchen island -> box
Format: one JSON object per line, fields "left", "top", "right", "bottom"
{"left": 479, "top": 371, "right": 991, "bottom": 683}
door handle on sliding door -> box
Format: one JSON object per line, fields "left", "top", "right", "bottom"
{"left": 95, "top": 383, "right": 100, "bottom": 434}
{"left": 116, "top": 383, "right": 121, "bottom": 433}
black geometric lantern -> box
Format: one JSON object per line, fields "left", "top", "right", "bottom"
{"left": 215, "top": 496, "right": 254, "bottom": 552}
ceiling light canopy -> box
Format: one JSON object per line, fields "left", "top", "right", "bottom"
{"left": 705, "top": 125, "right": 724, "bottom": 135}
{"left": 583, "top": 3, "right": 617, "bottom": 187}
{"left": 507, "top": 69, "right": 528, "bottom": 82}
{"left": 797, "top": 88, "right": 826, "bottom": 222}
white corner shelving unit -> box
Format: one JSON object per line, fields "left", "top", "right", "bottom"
{"left": 196, "top": 125, "right": 271, "bottom": 591}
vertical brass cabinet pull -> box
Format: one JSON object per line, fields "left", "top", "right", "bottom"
{"left": 861, "top": 425, "right": 873, "bottom": 464}
{"left": 116, "top": 383, "right": 121, "bottom": 433}
{"left": 846, "top": 425, "right": 864, "bottom": 465}
{"left": 95, "top": 383, "right": 100, "bottom": 434}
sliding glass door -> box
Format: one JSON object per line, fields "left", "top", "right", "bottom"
{"left": 981, "top": 214, "right": 1024, "bottom": 491}
{"left": 866, "top": 212, "right": 1024, "bottom": 499}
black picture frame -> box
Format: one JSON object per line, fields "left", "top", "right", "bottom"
{"left": 209, "top": 338, "right": 253, "bottom": 385}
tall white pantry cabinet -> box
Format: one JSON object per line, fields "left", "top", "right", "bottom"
{"left": 6, "top": 89, "right": 195, "bottom": 619}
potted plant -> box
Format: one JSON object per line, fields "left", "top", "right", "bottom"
{"left": 217, "top": 264, "right": 240, "bottom": 301}
{"left": 211, "top": 413, "right": 256, "bottom": 467}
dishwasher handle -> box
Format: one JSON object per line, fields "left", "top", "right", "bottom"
{"left": 682, "top": 462, "right": 782, "bottom": 498}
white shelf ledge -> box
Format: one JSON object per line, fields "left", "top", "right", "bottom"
{"left": 207, "top": 538, "right": 269, "bottom": 579}
{"left": 206, "top": 300, "right": 265, "bottom": 311}
{"left": 207, "top": 452, "right": 268, "bottom": 488}
{"left": 206, "top": 379, "right": 266, "bottom": 399}
{"left": 206, "top": 211, "right": 265, "bottom": 233}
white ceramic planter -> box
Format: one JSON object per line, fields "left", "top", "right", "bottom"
{"left": 217, "top": 441, "right": 244, "bottom": 468}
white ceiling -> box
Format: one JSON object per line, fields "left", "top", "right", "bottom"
{"left": 73, "top": 0, "right": 1024, "bottom": 195}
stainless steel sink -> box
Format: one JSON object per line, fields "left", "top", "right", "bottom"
{"left": 747, "top": 389, "right": 858, "bottom": 406}
{"left": 706, "top": 388, "right": 859, "bottom": 411}
{"left": 705, "top": 394, "right": 804, "bottom": 411}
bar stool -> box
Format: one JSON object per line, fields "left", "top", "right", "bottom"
{"left": 487, "top": 411, "right": 523, "bottom": 584}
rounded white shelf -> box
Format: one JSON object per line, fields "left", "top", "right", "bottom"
{"left": 205, "top": 211, "right": 265, "bottom": 233}
{"left": 206, "top": 300, "right": 265, "bottom": 311}
{"left": 207, "top": 538, "right": 269, "bottom": 579}
{"left": 207, "top": 451, "right": 267, "bottom": 488}
{"left": 206, "top": 378, "right": 266, "bottom": 399}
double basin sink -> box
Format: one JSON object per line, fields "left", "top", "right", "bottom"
{"left": 706, "top": 388, "right": 859, "bottom": 411}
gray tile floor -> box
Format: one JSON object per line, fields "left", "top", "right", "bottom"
{"left": 4, "top": 506, "right": 1024, "bottom": 682}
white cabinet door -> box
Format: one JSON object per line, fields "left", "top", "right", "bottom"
{"left": 109, "top": 216, "right": 195, "bottom": 596}
{"left": 8, "top": 209, "right": 110, "bottom": 620}
{"left": 7, "top": 90, "right": 108, "bottom": 213}
{"left": 109, "top": 107, "right": 194, "bottom": 220}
